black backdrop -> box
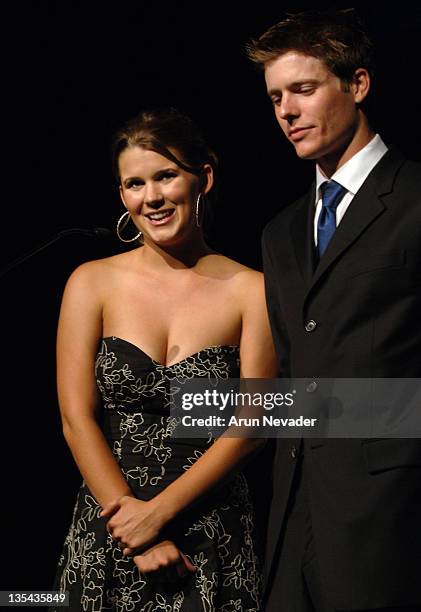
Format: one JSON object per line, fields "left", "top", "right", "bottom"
{"left": 2, "top": 0, "right": 421, "bottom": 594}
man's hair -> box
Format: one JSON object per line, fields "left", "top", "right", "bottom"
{"left": 246, "top": 8, "right": 376, "bottom": 86}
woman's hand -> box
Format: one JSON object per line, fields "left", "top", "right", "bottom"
{"left": 133, "top": 540, "right": 196, "bottom": 580}
{"left": 100, "top": 495, "right": 171, "bottom": 556}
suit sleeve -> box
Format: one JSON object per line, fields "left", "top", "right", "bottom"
{"left": 261, "top": 227, "right": 291, "bottom": 378}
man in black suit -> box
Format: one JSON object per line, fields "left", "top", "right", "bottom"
{"left": 247, "top": 9, "right": 421, "bottom": 612}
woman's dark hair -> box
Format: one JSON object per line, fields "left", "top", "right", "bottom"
{"left": 112, "top": 107, "right": 218, "bottom": 196}
{"left": 112, "top": 108, "right": 219, "bottom": 239}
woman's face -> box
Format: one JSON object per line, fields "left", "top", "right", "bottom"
{"left": 118, "top": 146, "right": 211, "bottom": 247}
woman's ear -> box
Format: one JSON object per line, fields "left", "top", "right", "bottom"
{"left": 201, "top": 164, "right": 214, "bottom": 195}
{"left": 351, "top": 68, "right": 371, "bottom": 104}
{"left": 119, "top": 185, "right": 127, "bottom": 208}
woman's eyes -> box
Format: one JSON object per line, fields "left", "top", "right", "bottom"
{"left": 127, "top": 179, "right": 143, "bottom": 188}
{"left": 126, "top": 172, "right": 177, "bottom": 188}
{"left": 158, "top": 171, "right": 177, "bottom": 181}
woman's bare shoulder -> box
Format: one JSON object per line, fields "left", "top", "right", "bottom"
{"left": 64, "top": 251, "right": 138, "bottom": 294}
{"left": 206, "top": 254, "right": 263, "bottom": 288}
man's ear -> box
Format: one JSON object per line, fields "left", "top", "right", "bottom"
{"left": 351, "top": 68, "right": 371, "bottom": 104}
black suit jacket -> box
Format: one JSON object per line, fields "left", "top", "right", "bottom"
{"left": 262, "top": 148, "right": 421, "bottom": 610}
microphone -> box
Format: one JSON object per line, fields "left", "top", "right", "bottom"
{"left": 55, "top": 227, "right": 114, "bottom": 241}
{"left": 0, "top": 227, "right": 114, "bottom": 278}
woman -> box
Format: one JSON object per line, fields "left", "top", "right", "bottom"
{"left": 52, "top": 108, "right": 278, "bottom": 611}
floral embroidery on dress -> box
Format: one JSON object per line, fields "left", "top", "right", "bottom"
{"left": 52, "top": 337, "right": 261, "bottom": 611}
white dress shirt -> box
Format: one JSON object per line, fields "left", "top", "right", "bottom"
{"left": 314, "top": 134, "right": 388, "bottom": 245}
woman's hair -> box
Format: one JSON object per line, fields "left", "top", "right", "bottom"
{"left": 111, "top": 107, "right": 219, "bottom": 197}
{"left": 112, "top": 108, "right": 219, "bottom": 241}
{"left": 246, "top": 8, "right": 376, "bottom": 87}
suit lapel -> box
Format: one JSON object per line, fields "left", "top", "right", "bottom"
{"left": 307, "top": 148, "right": 405, "bottom": 294}
{"left": 290, "top": 185, "right": 317, "bottom": 284}
{"left": 309, "top": 183, "right": 385, "bottom": 288}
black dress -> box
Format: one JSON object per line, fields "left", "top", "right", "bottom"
{"left": 52, "top": 336, "right": 262, "bottom": 611}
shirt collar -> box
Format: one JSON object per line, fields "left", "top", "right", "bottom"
{"left": 315, "top": 134, "right": 388, "bottom": 204}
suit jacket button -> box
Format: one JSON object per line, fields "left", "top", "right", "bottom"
{"left": 290, "top": 445, "right": 298, "bottom": 459}
{"left": 306, "top": 381, "right": 318, "bottom": 393}
{"left": 305, "top": 319, "right": 317, "bottom": 332}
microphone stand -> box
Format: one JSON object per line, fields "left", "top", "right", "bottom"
{"left": 0, "top": 227, "right": 113, "bottom": 279}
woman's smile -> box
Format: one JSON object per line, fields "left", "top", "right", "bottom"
{"left": 143, "top": 208, "right": 176, "bottom": 225}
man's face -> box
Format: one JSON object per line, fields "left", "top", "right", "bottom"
{"left": 265, "top": 52, "right": 362, "bottom": 166}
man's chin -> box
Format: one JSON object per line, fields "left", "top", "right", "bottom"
{"left": 293, "top": 145, "right": 319, "bottom": 160}
{"left": 291, "top": 139, "right": 320, "bottom": 160}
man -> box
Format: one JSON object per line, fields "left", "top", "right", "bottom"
{"left": 247, "top": 9, "right": 421, "bottom": 612}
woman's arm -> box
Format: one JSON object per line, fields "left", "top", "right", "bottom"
{"left": 103, "top": 270, "right": 278, "bottom": 555}
{"left": 133, "top": 541, "right": 196, "bottom": 577}
{"left": 57, "top": 261, "right": 133, "bottom": 507}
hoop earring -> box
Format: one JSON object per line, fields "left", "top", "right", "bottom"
{"left": 116, "top": 210, "right": 143, "bottom": 243}
{"left": 195, "top": 193, "right": 203, "bottom": 228}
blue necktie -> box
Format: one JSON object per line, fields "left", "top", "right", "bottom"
{"left": 317, "top": 180, "right": 346, "bottom": 258}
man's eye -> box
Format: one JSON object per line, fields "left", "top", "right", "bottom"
{"left": 299, "top": 87, "right": 315, "bottom": 94}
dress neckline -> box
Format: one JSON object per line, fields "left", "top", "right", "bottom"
{"left": 102, "top": 336, "right": 239, "bottom": 368}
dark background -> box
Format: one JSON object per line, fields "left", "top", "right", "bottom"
{"left": 2, "top": 0, "right": 420, "bottom": 594}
